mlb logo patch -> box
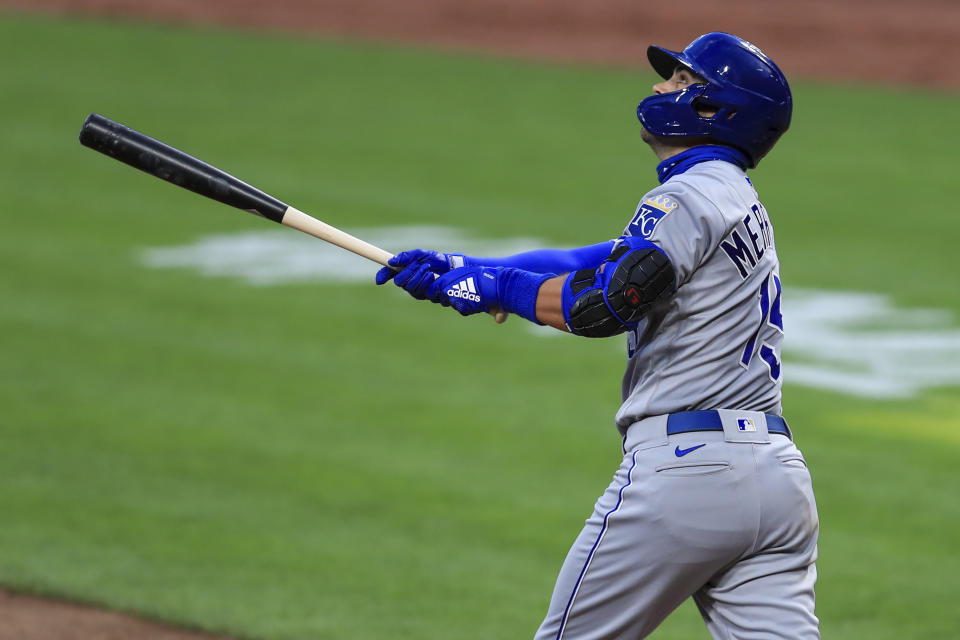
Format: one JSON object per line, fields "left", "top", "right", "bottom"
{"left": 737, "top": 418, "right": 757, "bottom": 432}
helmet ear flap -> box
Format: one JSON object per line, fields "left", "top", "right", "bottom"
{"left": 691, "top": 97, "right": 722, "bottom": 119}
{"left": 637, "top": 85, "right": 714, "bottom": 139}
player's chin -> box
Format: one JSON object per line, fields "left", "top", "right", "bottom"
{"left": 639, "top": 127, "right": 678, "bottom": 145}
{"left": 639, "top": 126, "right": 663, "bottom": 149}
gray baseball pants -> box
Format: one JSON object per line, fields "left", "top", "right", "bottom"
{"left": 534, "top": 411, "right": 819, "bottom": 639}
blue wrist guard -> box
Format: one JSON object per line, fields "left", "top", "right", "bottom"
{"left": 427, "top": 266, "right": 554, "bottom": 323}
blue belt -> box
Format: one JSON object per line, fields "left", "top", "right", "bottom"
{"left": 666, "top": 410, "right": 790, "bottom": 438}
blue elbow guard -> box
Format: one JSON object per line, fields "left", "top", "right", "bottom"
{"left": 562, "top": 239, "right": 676, "bottom": 337}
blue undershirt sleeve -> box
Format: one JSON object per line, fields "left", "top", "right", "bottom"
{"left": 467, "top": 241, "right": 615, "bottom": 274}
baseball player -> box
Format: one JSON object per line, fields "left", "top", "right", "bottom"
{"left": 377, "top": 32, "right": 819, "bottom": 639}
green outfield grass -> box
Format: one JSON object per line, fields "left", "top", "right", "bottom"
{"left": 1, "top": 12, "right": 958, "bottom": 639}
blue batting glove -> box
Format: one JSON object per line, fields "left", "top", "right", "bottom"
{"left": 374, "top": 253, "right": 411, "bottom": 286}
{"left": 424, "top": 265, "right": 554, "bottom": 322}
{"left": 427, "top": 266, "right": 500, "bottom": 316}
{"left": 374, "top": 249, "right": 468, "bottom": 286}
{"left": 392, "top": 260, "right": 439, "bottom": 300}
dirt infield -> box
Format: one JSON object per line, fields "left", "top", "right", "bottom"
{"left": 0, "top": 589, "right": 232, "bottom": 640}
{"left": 1, "top": 0, "right": 956, "bottom": 638}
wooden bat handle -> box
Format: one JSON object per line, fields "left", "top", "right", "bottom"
{"left": 281, "top": 207, "right": 394, "bottom": 265}
{"left": 282, "top": 207, "right": 508, "bottom": 323}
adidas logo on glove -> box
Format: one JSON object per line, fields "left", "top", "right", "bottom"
{"left": 447, "top": 277, "right": 481, "bottom": 302}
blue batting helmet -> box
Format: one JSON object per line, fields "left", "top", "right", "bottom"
{"left": 636, "top": 32, "right": 792, "bottom": 168}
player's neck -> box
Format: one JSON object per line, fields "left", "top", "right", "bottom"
{"left": 644, "top": 129, "right": 722, "bottom": 162}
{"left": 646, "top": 136, "right": 696, "bottom": 163}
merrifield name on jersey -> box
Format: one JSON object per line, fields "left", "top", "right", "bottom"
{"left": 720, "top": 203, "right": 774, "bottom": 279}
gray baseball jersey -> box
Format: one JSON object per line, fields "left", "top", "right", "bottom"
{"left": 534, "top": 160, "right": 819, "bottom": 639}
{"left": 616, "top": 160, "right": 783, "bottom": 431}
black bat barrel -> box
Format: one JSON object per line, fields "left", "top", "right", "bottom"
{"left": 78, "top": 113, "right": 288, "bottom": 223}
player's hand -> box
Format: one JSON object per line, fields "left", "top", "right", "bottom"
{"left": 375, "top": 250, "right": 467, "bottom": 286}
{"left": 375, "top": 251, "right": 441, "bottom": 300}
{"left": 391, "top": 260, "right": 439, "bottom": 300}
{"left": 427, "top": 266, "right": 500, "bottom": 316}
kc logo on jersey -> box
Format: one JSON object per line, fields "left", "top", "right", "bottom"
{"left": 447, "top": 277, "right": 481, "bottom": 302}
{"left": 627, "top": 195, "right": 678, "bottom": 239}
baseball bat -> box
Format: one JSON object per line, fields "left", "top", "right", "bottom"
{"left": 78, "top": 114, "right": 507, "bottom": 323}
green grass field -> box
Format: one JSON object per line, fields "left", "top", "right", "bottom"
{"left": 1, "top": 11, "right": 958, "bottom": 639}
